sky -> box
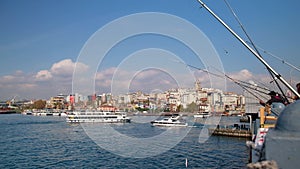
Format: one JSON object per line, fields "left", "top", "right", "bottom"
{"left": 0, "top": 0, "right": 299, "bottom": 101}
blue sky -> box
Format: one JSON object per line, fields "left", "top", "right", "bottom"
{"left": 1, "top": 0, "right": 299, "bottom": 100}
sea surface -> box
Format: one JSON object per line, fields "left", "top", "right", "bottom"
{"left": 0, "top": 114, "right": 249, "bottom": 169}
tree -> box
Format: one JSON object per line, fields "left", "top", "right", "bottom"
{"left": 136, "top": 107, "right": 149, "bottom": 112}
{"left": 177, "top": 104, "right": 183, "bottom": 112}
{"left": 185, "top": 102, "right": 198, "bottom": 112}
{"left": 33, "top": 100, "right": 46, "bottom": 109}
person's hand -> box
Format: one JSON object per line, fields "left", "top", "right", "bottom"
{"left": 259, "top": 100, "right": 264, "bottom": 104}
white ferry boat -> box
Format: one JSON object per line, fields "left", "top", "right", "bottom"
{"left": 194, "top": 112, "right": 211, "bottom": 118}
{"left": 150, "top": 115, "right": 187, "bottom": 127}
{"left": 66, "top": 111, "right": 131, "bottom": 123}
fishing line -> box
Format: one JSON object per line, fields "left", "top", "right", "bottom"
{"left": 246, "top": 41, "right": 300, "bottom": 73}
{"left": 223, "top": 0, "right": 290, "bottom": 104}
{"left": 182, "top": 61, "right": 269, "bottom": 101}
{"left": 176, "top": 60, "right": 289, "bottom": 104}
{"left": 212, "top": 67, "right": 269, "bottom": 101}
{"left": 223, "top": 0, "right": 261, "bottom": 56}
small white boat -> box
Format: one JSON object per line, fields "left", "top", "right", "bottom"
{"left": 194, "top": 112, "right": 211, "bottom": 118}
{"left": 22, "top": 110, "right": 33, "bottom": 115}
{"left": 66, "top": 111, "right": 131, "bottom": 123}
{"left": 59, "top": 112, "right": 68, "bottom": 117}
{"left": 150, "top": 115, "right": 187, "bottom": 127}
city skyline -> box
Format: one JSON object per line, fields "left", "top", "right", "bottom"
{"left": 12, "top": 81, "right": 245, "bottom": 116}
{"left": 1, "top": 0, "right": 299, "bottom": 100}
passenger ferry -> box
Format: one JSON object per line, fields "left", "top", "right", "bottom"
{"left": 66, "top": 111, "right": 131, "bottom": 123}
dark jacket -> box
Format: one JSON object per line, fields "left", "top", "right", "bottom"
{"left": 260, "top": 95, "right": 285, "bottom": 107}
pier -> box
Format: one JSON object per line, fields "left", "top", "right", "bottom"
{"left": 209, "top": 124, "right": 252, "bottom": 138}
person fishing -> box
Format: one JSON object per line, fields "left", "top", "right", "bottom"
{"left": 260, "top": 91, "right": 286, "bottom": 115}
{"left": 294, "top": 82, "right": 300, "bottom": 100}
{"left": 259, "top": 91, "right": 285, "bottom": 107}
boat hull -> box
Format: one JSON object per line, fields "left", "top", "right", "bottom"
{"left": 66, "top": 118, "right": 130, "bottom": 123}
{"left": 0, "top": 109, "right": 17, "bottom": 114}
{"left": 151, "top": 122, "right": 187, "bottom": 127}
{"left": 194, "top": 112, "right": 211, "bottom": 118}
{"left": 66, "top": 111, "right": 131, "bottom": 123}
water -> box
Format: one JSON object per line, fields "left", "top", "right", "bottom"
{"left": 0, "top": 114, "right": 249, "bottom": 168}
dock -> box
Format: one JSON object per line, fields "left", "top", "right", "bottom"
{"left": 209, "top": 124, "right": 252, "bottom": 138}
{"left": 210, "top": 128, "right": 252, "bottom": 138}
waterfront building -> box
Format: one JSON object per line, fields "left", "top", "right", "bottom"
{"left": 49, "top": 94, "right": 66, "bottom": 109}
{"left": 222, "top": 92, "right": 239, "bottom": 107}
{"left": 181, "top": 90, "right": 197, "bottom": 109}
{"left": 206, "top": 90, "right": 223, "bottom": 112}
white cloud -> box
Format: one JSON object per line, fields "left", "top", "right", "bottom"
{"left": 2, "top": 71, "right": 28, "bottom": 84}
{"left": 50, "top": 59, "right": 88, "bottom": 77}
{"left": 34, "top": 59, "right": 89, "bottom": 82}
{"left": 96, "top": 67, "right": 116, "bottom": 80}
{"left": 229, "top": 69, "right": 254, "bottom": 81}
{"left": 0, "top": 59, "right": 89, "bottom": 100}
{"left": 95, "top": 68, "right": 187, "bottom": 94}
{"left": 35, "top": 70, "right": 53, "bottom": 81}
{"left": 51, "top": 59, "right": 73, "bottom": 75}
{"left": 3, "top": 75, "right": 15, "bottom": 81}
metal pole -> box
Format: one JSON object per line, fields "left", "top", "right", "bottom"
{"left": 197, "top": 0, "right": 300, "bottom": 98}
{"left": 248, "top": 115, "right": 252, "bottom": 132}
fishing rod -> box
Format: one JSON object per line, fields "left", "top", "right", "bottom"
{"left": 211, "top": 67, "right": 270, "bottom": 100}
{"left": 184, "top": 63, "right": 224, "bottom": 79}
{"left": 223, "top": 0, "right": 280, "bottom": 85}
{"left": 246, "top": 42, "right": 300, "bottom": 73}
{"left": 226, "top": 75, "right": 269, "bottom": 101}
{"left": 196, "top": 0, "right": 300, "bottom": 99}
{"left": 228, "top": 77, "right": 270, "bottom": 94}
{"left": 178, "top": 60, "right": 282, "bottom": 100}
{"left": 182, "top": 62, "right": 269, "bottom": 101}
{"left": 225, "top": 75, "right": 269, "bottom": 96}
{"left": 223, "top": 0, "right": 290, "bottom": 104}
{"left": 207, "top": 66, "right": 271, "bottom": 95}
{"left": 230, "top": 77, "right": 295, "bottom": 101}
{"left": 223, "top": 0, "right": 261, "bottom": 56}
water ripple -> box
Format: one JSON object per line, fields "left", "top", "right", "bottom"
{"left": 0, "top": 114, "right": 248, "bottom": 168}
